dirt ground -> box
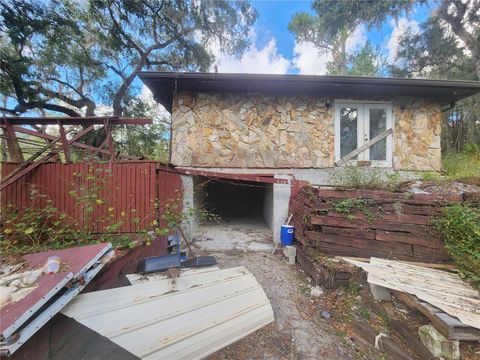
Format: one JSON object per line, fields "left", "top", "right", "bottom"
{"left": 192, "top": 221, "right": 355, "bottom": 360}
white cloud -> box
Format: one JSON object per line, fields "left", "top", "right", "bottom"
{"left": 292, "top": 41, "right": 331, "bottom": 75}
{"left": 95, "top": 104, "right": 113, "bottom": 116}
{"left": 386, "top": 17, "right": 420, "bottom": 63}
{"left": 139, "top": 85, "right": 169, "bottom": 120}
{"left": 140, "top": 85, "right": 158, "bottom": 107}
{"left": 346, "top": 24, "right": 367, "bottom": 53}
{"left": 212, "top": 30, "right": 290, "bottom": 74}
{"left": 292, "top": 25, "right": 367, "bottom": 75}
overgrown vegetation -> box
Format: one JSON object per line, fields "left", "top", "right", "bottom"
{"left": 442, "top": 144, "right": 480, "bottom": 180}
{"left": 434, "top": 203, "right": 480, "bottom": 288}
{"left": 1, "top": 187, "right": 137, "bottom": 254}
{"left": 1, "top": 165, "right": 216, "bottom": 255}
{"left": 1, "top": 188, "right": 83, "bottom": 254}
{"left": 330, "top": 165, "right": 402, "bottom": 191}
{"left": 331, "top": 199, "right": 376, "bottom": 223}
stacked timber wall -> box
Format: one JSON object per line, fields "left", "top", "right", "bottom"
{"left": 289, "top": 187, "right": 478, "bottom": 264}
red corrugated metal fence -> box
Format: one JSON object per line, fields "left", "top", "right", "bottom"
{"left": 1, "top": 162, "right": 182, "bottom": 233}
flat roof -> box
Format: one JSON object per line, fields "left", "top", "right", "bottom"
{"left": 138, "top": 72, "right": 480, "bottom": 112}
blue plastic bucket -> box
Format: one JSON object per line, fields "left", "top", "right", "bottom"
{"left": 280, "top": 225, "right": 295, "bottom": 246}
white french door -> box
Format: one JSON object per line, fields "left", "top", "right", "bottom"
{"left": 334, "top": 102, "right": 393, "bottom": 167}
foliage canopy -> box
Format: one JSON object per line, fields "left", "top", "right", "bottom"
{"left": 0, "top": 0, "right": 257, "bottom": 117}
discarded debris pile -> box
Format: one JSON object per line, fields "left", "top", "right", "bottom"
{"left": 311, "top": 262, "right": 432, "bottom": 360}
{"left": 347, "top": 258, "right": 480, "bottom": 358}
{"left": 62, "top": 266, "right": 274, "bottom": 360}
{"left": 289, "top": 186, "right": 462, "bottom": 263}
{"left": 302, "top": 256, "right": 480, "bottom": 359}
{"left": 0, "top": 243, "right": 113, "bottom": 356}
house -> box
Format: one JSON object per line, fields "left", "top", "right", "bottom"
{"left": 139, "top": 72, "right": 480, "bottom": 240}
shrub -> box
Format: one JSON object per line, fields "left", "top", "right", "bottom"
{"left": 330, "top": 165, "right": 402, "bottom": 191}
{"left": 434, "top": 204, "right": 480, "bottom": 288}
{"left": 1, "top": 189, "right": 84, "bottom": 254}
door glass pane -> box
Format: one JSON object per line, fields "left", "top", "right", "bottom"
{"left": 369, "top": 108, "right": 387, "bottom": 160}
{"left": 340, "top": 107, "right": 358, "bottom": 158}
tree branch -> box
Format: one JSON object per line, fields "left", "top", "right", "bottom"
{"left": 0, "top": 107, "right": 18, "bottom": 115}
{"left": 107, "top": 5, "right": 145, "bottom": 56}
{"left": 10, "top": 101, "right": 82, "bottom": 117}
{"left": 438, "top": 0, "right": 478, "bottom": 56}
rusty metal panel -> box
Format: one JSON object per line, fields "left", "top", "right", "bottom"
{"left": 0, "top": 243, "right": 113, "bottom": 355}
{"left": 62, "top": 266, "right": 274, "bottom": 360}
{"left": 1, "top": 162, "right": 182, "bottom": 234}
{"left": 0, "top": 243, "right": 111, "bottom": 338}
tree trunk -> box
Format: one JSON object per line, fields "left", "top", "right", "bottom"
{"left": 112, "top": 62, "right": 145, "bottom": 116}
{"left": 476, "top": 57, "right": 480, "bottom": 81}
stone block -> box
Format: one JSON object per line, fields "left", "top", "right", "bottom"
{"left": 282, "top": 245, "right": 297, "bottom": 257}
{"left": 369, "top": 284, "right": 391, "bottom": 301}
{"left": 418, "top": 325, "right": 460, "bottom": 359}
{"left": 285, "top": 255, "right": 296, "bottom": 265}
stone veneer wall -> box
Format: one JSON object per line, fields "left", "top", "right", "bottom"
{"left": 171, "top": 92, "right": 442, "bottom": 171}
{"left": 172, "top": 92, "right": 334, "bottom": 168}
{"left": 392, "top": 99, "right": 442, "bottom": 171}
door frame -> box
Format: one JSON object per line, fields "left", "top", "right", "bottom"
{"left": 334, "top": 101, "right": 393, "bottom": 167}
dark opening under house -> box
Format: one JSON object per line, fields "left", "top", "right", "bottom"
{"left": 194, "top": 176, "right": 273, "bottom": 231}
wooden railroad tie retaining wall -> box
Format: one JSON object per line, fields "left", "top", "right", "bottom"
{"left": 289, "top": 187, "right": 477, "bottom": 264}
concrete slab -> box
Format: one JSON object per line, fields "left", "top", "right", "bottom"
{"left": 192, "top": 218, "right": 273, "bottom": 252}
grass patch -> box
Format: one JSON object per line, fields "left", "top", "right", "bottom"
{"left": 443, "top": 145, "right": 480, "bottom": 180}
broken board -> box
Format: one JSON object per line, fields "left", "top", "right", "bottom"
{"left": 345, "top": 257, "right": 480, "bottom": 330}
{"left": 393, "top": 291, "right": 480, "bottom": 341}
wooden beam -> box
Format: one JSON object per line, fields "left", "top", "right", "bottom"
{"left": 335, "top": 128, "right": 393, "bottom": 166}
{"left": 58, "top": 123, "right": 71, "bottom": 163}
{"left": 351, "top": 322, "right": 415, "bottom": 360}
{"left": 170, "top": 167, "right": 291, "bottom": 184}
{"left": 17, "top": 126, "right": 78, "bottom": 166}
{"left": 3, "top": 121, "right": 24, "bottom": 163}
{"left": 0, "top": 125, "right": 136, "bottom": 160}
{"left": 0, "top": 126, "right": 94, "bottom": 191}
{"left": 389, "top": 320, "right": 433, "bottom": 360}
{"left": 1, "top": 116, "right": 152, "bottom": 126}
{"left": 104, "top": 121, "right": 115, "bottom": 160}
{"left": 392, "top": 291, "right": 480, "bottom": 341}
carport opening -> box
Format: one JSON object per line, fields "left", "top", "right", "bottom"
{"left": 194, "top": 176, "right": 273, "bottom": 230}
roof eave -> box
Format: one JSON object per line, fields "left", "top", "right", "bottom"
{"left": 138, "top": 72, "right": 480, "bottom": 113}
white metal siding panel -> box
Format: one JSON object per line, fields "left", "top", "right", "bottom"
{"left": 61, "top": 266, "right": 274, "bottom": 360}
{"left": 126, "top": 266, "right": 221, "bottom": 285}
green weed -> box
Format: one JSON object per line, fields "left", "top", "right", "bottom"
{"left": 330, "top": 165, "right": 402, "bottom": 191}
{"left": 434, "top": 203, "right": 480, "bottom": 288}
{"left": 443, "top": 145, "right": 480, "bottom": 179}
{"left": 332, "top": 199, "right": 377, "bottom": 223}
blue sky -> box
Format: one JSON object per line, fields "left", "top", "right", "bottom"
{"left": 252, "top": 0, "right": 311, "bottom": 56}
{"left": 6, "top": 1, "right": 440, "bottom": 116}
{"left": 211, "top": 0, "right": 437, "bottom": 75}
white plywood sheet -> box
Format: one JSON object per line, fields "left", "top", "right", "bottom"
{"left": 345, "top": 257, "right": 480, "bottom": 330}
{"left": 62, "top": 266, "right": 274, "bottom": 360}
